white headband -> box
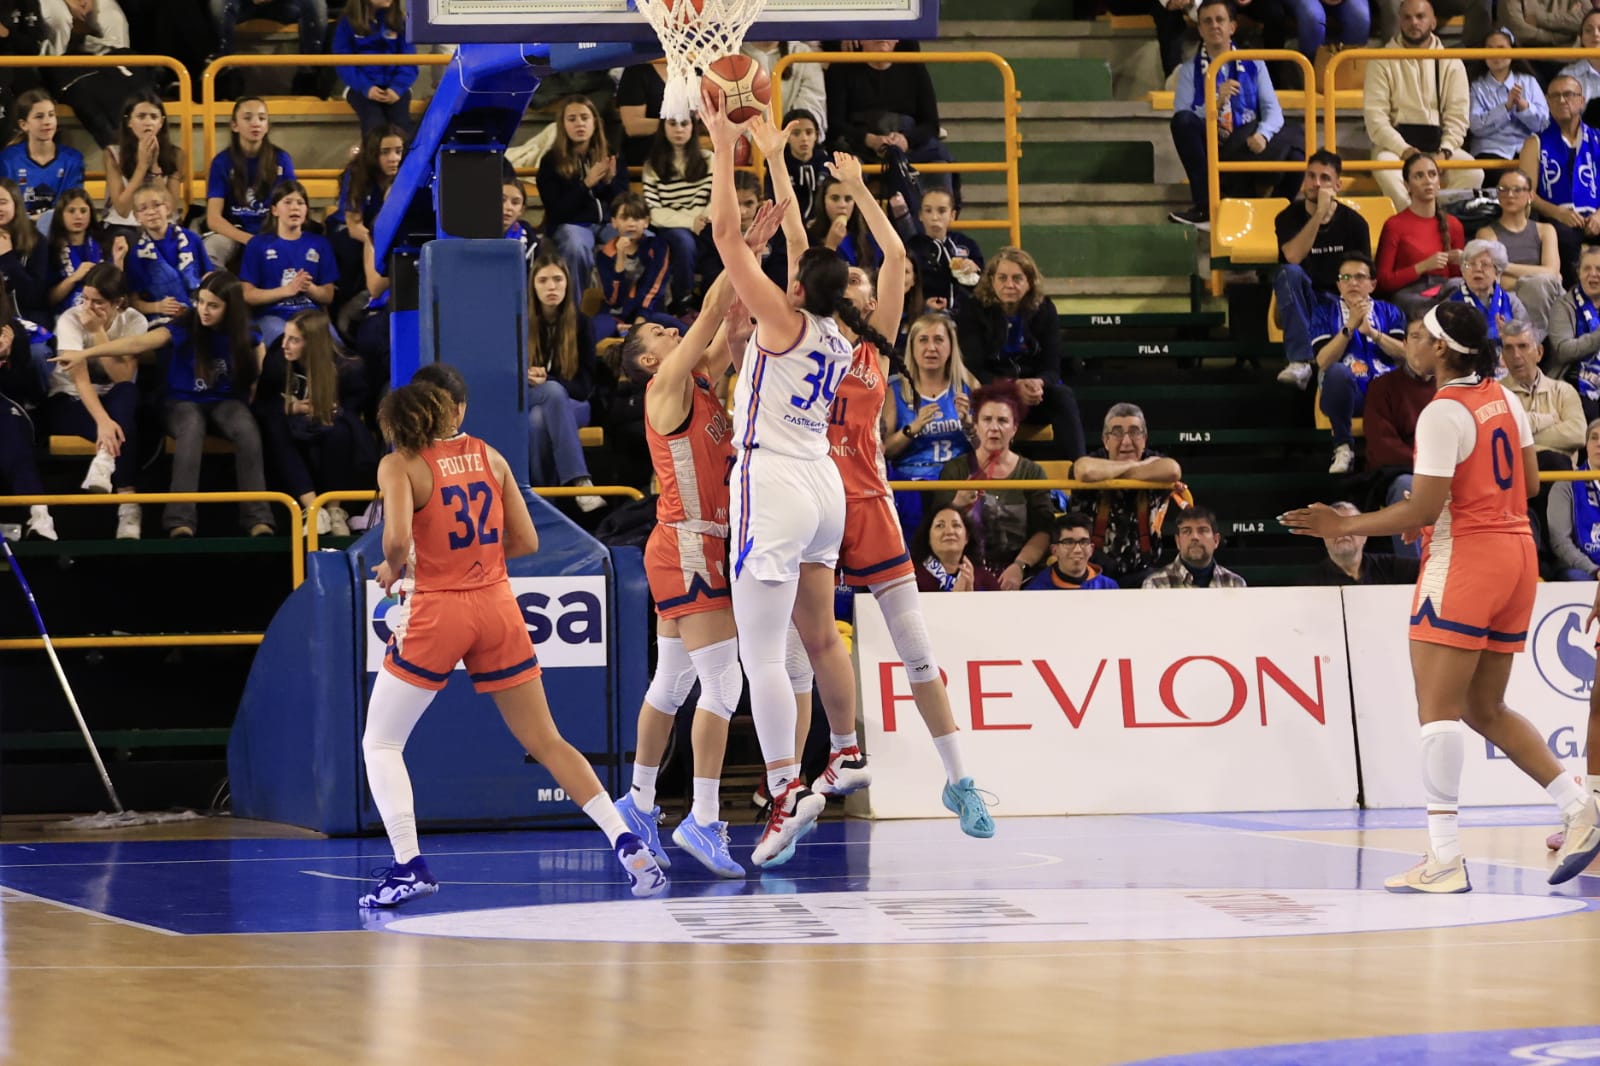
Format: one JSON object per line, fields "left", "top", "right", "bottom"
{"left": 1423, "top": 304, "right": 1473, "bottom": 354}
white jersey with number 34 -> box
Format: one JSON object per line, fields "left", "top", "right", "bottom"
{"left": 732, "top": 310, "right": 853, "bottom": 461}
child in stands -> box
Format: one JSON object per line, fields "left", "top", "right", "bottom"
{"left": 204, "top": 97, "right": 296, "bottom": 269}
{"left": 536, "top": 94, "right": 626, "bottom": 297}
{"left": 329, "top": 124, "right": 405, "bottom": 309}
{"left": 0, "top": 177, "right": 48, "bottom": 321}
{"left": 46, "top": 187, "right": 125, "bottom": 316}
{"left": 125, "top": 184, "right": 210, "bottom": 326}
{"left": 807, "top": 174, "right": 878, "bottom": 268}
{"left": 592, "top": 193, "right": 678, "bottom": 343}
{"left": 0, "top": 88, "right": 83, "bottom": 220}
{"left": 642, "top": 115, "right": 711, "bottom": 312}
{"left": 332, "top": 0, "right": 417, "bottom": 136}
{"left": 526, "top": 251, "right": 605, "bottom": 511}
{"left": 501, "top": 177, "right": 538, "bottom": 263}
{"left": 103, "top": 91, "right": 183, "bottom": 241}
{"left": 239, "top": 180, "right": 336, "bottom": 350}
{"left": 908, "top": 188, "right": 982, "bottom": 313}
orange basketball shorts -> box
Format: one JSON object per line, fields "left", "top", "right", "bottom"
{"left": 1410, "top": 532, "right": 1536, "bottom": 653}
{"left": 384, "top": 583, "right": 541, "bottom": 693}
{"left": 645, "top": 523, "right": 731, "bottom": 620}
{"left": 838, "top": 493, "right": 914, "bottom": 589}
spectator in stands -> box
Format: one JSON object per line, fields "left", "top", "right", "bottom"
{"left": 329, "top": 123, "right": 404, "bottom": 308}
{"left": 0, "top": 177, "right": 47, "bottom": 318}
{"left": 1075, "top": 402, "right": 1185, "bottom": 585}
{"left": 1314, "top": 250, "right": 1407, "bottom": 474}
{"left": 1025, "top": 512, "right": 1120, "bottom": 590}
{"left": 103, "top": 91, "right": 183, "bottom": 241}
{"left": 642, "top": 117, "right": 711, "bottom": 314}
{"left": 40, "top": 0, "right": 140, "bottom": 148}
{"left": 253, "top": 309, "right": 373, "bottom": 537}
{"left": 1142, "top": 506, "right": 1247, "bottom": 588}
{"left": 1153, "top": 0, "right": 1194, "bottom": 79}
{"left": 807, "top": 175, "right": 879, "bottom": 268}
{"left": 1274, "top": 151, "right": 1373, "bottom": 390}
{"left": 1547, "top": 243, "right": 1600, "bottom": 414}
{"left": 885, "top": 312, "right": 975, "bottom": 533}
{"left": 955, "top": 248, "right": 1084, "bottom": 459}
{"left": 1502, "top": 2, "right": 1587, "bottom": 51}
{"left": 764, "top": 108, "right": 824, "bottom": 227}
{"left": 1449, "top": 238, "right": 1528, "bottom": 341}
{"left": 1362, "top": 311, "right": 1437, "bottom": 556}
{"left": 332, "top": 0, "right": 416, "bottom": 136}
{"left": 47, "top": 263, "right": 143, "bottom": 538}
{"left": 1167, "top": 0, "right": 1303, "bottom": 229}
{"left": 1365, "top": 0, "right": 1483, "bottom": 210}
{"left": 1468, "top": 29, "right": 1548, "bottom": 161}
{"left": 0, "top": 276, "right": 48, "bottom": 539}
{"left": 825, "top": 38, "right": 956, "bottom": 198}
{"left": 1559, "top": 10, "right": 1600, "bottom": 127}
{"left": 1313, "top": 500, "right": 1421, "bottom": 584}
{"left": 1501, "top": 317, "right": 1585, "bottom": 462}
{"left": 1524, "top": 74, "right": 1600, "bottom": 287}
{"left": 911, "top": 503, "right": 997, "bottom": 592}
{"left": 0, "top": 4, "right": 46, "bottom": 130}
{"left": 502, "top": 177, "right": 537, "bottom": 260}
{"left": 1375, "top": 153, "right": 1464, "bottom": 312}
{"left": 0, "top": 88, "right": 80, "bottom": 220}
{"left": 616, "top": 59, "right": 667, "bottom": 169}
{"left": 935, "top": 382, "right": 1054, "bottom": 591}
{"left": 208, "top": 0, "right": 327, "bottom": 98}
{"left": 239, "top": 181, "right": 336, "bottom": 350}
{"left": 204, "top": 97, "right": 295, "bottom": 270}
{"left": 1546, "top": 417, "right": 1600, "bottom": 578}
{"left": 1477, "top": 168, "right": 1563, "bottom": 326}
{"left": 909, "top": 188, "right": 982, "bottom": 314}
{"left": 537, "top": 95, "right": 625, "bottom": 300}
{"left": 526, "top": 252, "right": 604, "bottom": 512}
{"left": 46, "top": 188, "right": 122, "bottom": 315}
{"left": 126, "top": 184, "right": 208, "bottom": 326}
{"left": 743, "top": 41, "right": 827, "bottom": 140}
{"left": 592, "top": 193, "right": 676, "bottom": 344}
{"left": 1280, "top": 0, "right": 1372, "bottom": 63}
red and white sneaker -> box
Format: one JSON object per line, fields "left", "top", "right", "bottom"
{"left": 752, "top": 780, "right": 825, "bottom": 867}
{"left": 814, "top": 746, "right": 871, "bottom": 797}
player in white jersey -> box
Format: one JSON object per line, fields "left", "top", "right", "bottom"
{"left": 705, "top": 91, "right": 871, "bottom": 866}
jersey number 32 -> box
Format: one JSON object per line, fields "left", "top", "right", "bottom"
{"left": 442, "top": 481, "right": 500, "bottom": 549}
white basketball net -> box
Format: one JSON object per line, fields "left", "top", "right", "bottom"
{"left": 633, "top": 0, "right": 769, "bottom": 122}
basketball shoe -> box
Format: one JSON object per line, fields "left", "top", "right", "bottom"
{"left": 752, "top": 780, "right": 824, "bottom": 867}
{"left": 814, "top": 745, "right": 870, "bottom": 797}
{"left": 942, "top": 777, "right": 996, "bottom": 838}
{"left": 672, "top": 814, "right": 744, "bottom": 878}
{"left": 1383, "top": 851, "right": 1470, "bottom": 894}
{"left": 615, "top": 792, "right": 670, "bottom": 869}
{"left": 616, "top": 832, "right": 669, "bottom": 897}
{"left": 358, "top": 856, "right": 439, "bottom": 908}
{"left": 1550, "top": 801, "right": 1600, "bottom": 885}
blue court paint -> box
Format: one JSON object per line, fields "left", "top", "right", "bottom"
{"left": 1127, "top": 1027, "right": 1600, "bottom": 1065}
{"left": 0, "top": 815, "right": 1593, "bottom": 937}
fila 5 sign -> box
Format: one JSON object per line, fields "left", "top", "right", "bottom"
{"left": 856, "top": 589, "right": 1359, "bottom": 817}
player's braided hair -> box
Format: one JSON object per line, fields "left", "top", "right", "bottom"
{"left": 379, "top": 382, "right": 456, "bottom": 454}
{"left": 833, "top": 294, "right": 892, "bottom": 354}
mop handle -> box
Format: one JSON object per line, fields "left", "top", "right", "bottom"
{"left": 0, "top": 538, "right": 124, "bottom": 814}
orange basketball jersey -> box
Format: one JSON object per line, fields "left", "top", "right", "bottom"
{"left": 647, "top": 373, "right": 735, "bottom": 535}
{"left": 1430, "top": 378, "right": 1531, "bottom": 543}
{"left": 411, "top": 434, "right": 508, "bottom": 592}
{"left": 827, "top": 341, "right": 891, "bottom": 501}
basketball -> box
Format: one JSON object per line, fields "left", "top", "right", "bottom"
{"left": 660, "top": 0, "right": 704, "bottom": 11}
{"left": 701, "top": 54, "right": 771, "bottom": 123}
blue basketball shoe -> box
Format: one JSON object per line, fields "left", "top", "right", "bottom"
{"left": 617, "top": 832, "right": 669, "bottom": 897}
{"left": 615, "top": 791, "right": 670, "bottom": 869}
{"left": 672, "top": 814, "right": 745, "bottom": 878}
{"left": 942, "top": 777, "right": 996, "bottom": 838}
{"left": 358, "top": 856, "right": 439, "bottom": 908}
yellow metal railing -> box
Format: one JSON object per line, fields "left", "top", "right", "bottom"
{"left": 1204, "top": 50, "right": 1317, "bottom": 230}
{"left": 770, "top": 52, "right": 1024, "bottom": 248}
{"left": 890, "top": 479, "right": 1171, "bottom": 492}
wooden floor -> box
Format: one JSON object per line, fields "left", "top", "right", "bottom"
{"left": 2, "top": 811, "right": 1596, "bottom": 1066}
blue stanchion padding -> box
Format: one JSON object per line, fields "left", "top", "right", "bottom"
{"left": 610, "top": 546, "right": 650, "bottom": 778}
{"left": 228, "top": 551, "right": 363, "bottom": 834}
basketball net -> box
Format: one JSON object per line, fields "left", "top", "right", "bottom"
{"left": 634, "top": 0, "right": 769, "bottom": 122}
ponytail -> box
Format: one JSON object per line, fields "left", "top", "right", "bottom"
{"left": 834, "top": 297, "right": 892, "bottom": 354}
{"left": 378, "top": 382, "right": 455, "bottom": 454}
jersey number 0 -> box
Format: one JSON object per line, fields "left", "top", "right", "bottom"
{"left": 442, "top": 481, "right": 500, "bottom": 549}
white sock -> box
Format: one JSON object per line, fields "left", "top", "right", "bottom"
{"left": 630, "top": 763, "right": 659, "bottom": 810}
{"left": 932, "top": 732, "right": 967, "bottom": 785}
{"left": 582, "top": 793, "right": 628, "bottom": 846}
{"left": 361, "top": 671, "right": 437, "bottom": 865}
{"left": 1546, "top": 770, "right": 1589, "bottom": 820}
{"left": 830, "top": 731, "right": 858, "bottom": 752}
{"left": 766, "top": 766, "right": 796, "bottom": 799}
{"left": 1419, "top": 720, "right": 1464, "bottom": 863}
{"left": 692, "top": 777, "right": 720, "bottom": 825}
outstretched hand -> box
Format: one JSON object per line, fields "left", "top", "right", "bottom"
{"left": 699, "top": 89, "right": 748, "bottom": 149}
{"left": 825, "top": 151, "right": 866, "bottom": 189}
{"left": 1279, "top": 503, "right": 1344, "bottom": 538}
{"left": 747, "top": 114, "right": 792, "bottom": 161}
{"left": 744, "top": 198, "right": 789, "bottom": 255}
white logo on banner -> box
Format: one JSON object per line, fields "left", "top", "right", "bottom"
{"left": 364, "top": 575, "right": 607, "bottom": 672}
{"left": 383, "top": 888, "right": 1582, "bottom": 945}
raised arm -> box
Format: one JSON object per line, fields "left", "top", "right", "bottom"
{"left": 648, "top": 271, "right": 740, "bottom": 434}
{"left": 748, "top": 116, "right": 809, "bottom": 281}
{"left": 52, "top": 326, "right": 173, "bottom": 370}
{"left": 828, "top": 152, "right": 907, "bottom": 341}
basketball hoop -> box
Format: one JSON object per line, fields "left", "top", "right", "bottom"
{"left": 634, "top": 0, "right": 768, "bottom": 122}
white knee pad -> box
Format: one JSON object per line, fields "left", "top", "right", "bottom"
{"left": 644, "top": 636, "right": 696, "bottom": 715}
{"left": 689, "top": 637, "right": 744, "bottom": 721}
{"left": 871, "top": 579, "right": 938, "bottom": 682}
{"left": 784, "top": 622, "right": 815, "bottom": 695}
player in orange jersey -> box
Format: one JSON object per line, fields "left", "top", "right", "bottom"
{"left": 358, "top": 370, "right": 667, "bottom": 907}
{"left": 750, "top": 117, "right": 995, "bottom": 839}
{"left": 1285, "top": 303, "right": 1600, "bottom": 892}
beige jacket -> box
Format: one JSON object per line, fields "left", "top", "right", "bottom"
{"left": 1502, "top": 0, "right": 1589, "bottom": 48}
{"left": 1364, "top": 33, "right": 1472, "bottom": 158}
{"left": 1506, "top": 368, "right": 1586, "bottom": 457}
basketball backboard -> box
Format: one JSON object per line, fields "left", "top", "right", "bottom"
{"left": 414, "top": 0, "right": 939, "bottom": 45}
